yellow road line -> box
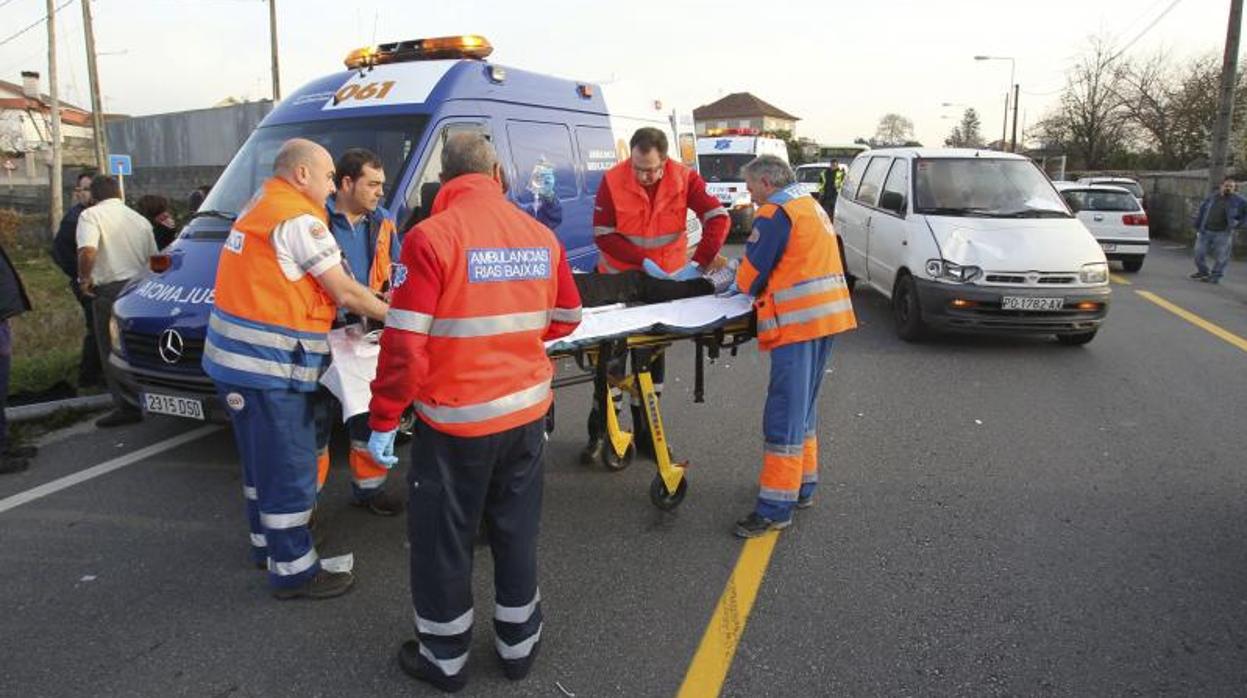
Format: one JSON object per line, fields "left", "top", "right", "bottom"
{"left": 678, "top": 532, "right": 780, "bottom": 697}
{"left": 1136, "top": 290, "right": 1247, "bottom": 353}
{"left": 1110, "top": 274, "right": 1132, "bottom": 285}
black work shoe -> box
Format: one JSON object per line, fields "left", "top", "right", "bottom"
{"left": 4, "top": 444, "right": 37, "bottom": 459}
{"left": 734, "top": 512, "right": 791, "bottom": 538}
{"left": 398, "top": 640, "right": 467, "bottom": 693}
{"left": 351, "top": 489, "right": 403, "bottom": 517}
{"left": 796, "top": 495, "right": 814, "bottom": 510}
{"left": 0, "top": 456, "right": 30, "bottom": 475}
{"left": 95, "top": 409, "right": 142, "bottom": 428}
{"left": 579, "top": 437, "right": 604, "bottom": 466}
{"left": 1190, "top": 272, "right": 1209, "bottom": 280}
{"left": 272, "top": 569, "right": 354, "bottom": 600}
{"left": 499, "top": 638, "right": 541, "bottom": 681}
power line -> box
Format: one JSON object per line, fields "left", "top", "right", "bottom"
{"left": 0, "top": 0, "right": 75, "bottom": 48}
{"left": 1109, "top": 0, "right": 1185, "bottom": 63}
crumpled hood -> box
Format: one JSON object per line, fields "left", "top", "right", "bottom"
{"left": 924, "top": 216, "right": 1106, "bottom": 271}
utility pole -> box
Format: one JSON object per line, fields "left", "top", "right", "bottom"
{"left": 46, "top": 0, "right": 63, "bottom": 234}
{"left": 1209, "top": 0, "right": 1243, "bottom": 191}
{"left": 81, "top": 0, "right": 107, "bottom": 171}
{"left": 1000, "top": 93, "right": 1009, "bottom": 150}
{"left": 269, "top": 0, "right": 281, "bottom": 101}
{"left": 1010, "top": 84, "right": 1020, "bottom": 153}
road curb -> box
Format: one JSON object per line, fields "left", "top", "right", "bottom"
{"left": 4, "top": 394, "right": 113, "bottom": 423}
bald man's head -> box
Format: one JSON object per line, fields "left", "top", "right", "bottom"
{"left": 274, "top": 138, "right": 336, "bottom": 205}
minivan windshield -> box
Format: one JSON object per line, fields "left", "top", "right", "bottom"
{"left": 913, "top": 157, "right": 1071, "bottom": 218}
{"left": 698, "top": 154, "right": 755, "bottom": 183}
{"left": 189, "top": 116, "right": 426, "bottom": 238}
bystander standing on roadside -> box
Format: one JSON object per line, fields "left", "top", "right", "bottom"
{"left": 1190, "top": 177, "right": 1247, "bottom": 285}
{"left": 76, "top": 175, "right": 157, "bottom": 427}
{"left": 1, "top": 238, "right": 35, "bottom": 474}
{"left": 50, "top": 171, "right": 103, "bottom": 389}
{"left": 136, "top": 195, "right": 179, "bottom": 250}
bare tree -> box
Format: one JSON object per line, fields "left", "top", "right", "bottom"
{"left": 873, "top": 113, "right": 915, "bottom": 146}
{"left": 944, "top": 108, "right": 985, "bottom": 148}
{"left": 1036, "top": 37, "right": 1135, "bottom": 169}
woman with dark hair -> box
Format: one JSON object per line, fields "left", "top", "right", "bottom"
{"left": 135, "top": 195, "right": 178, "bottom": 250}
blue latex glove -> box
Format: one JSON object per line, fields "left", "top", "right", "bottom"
{"left": 642, "top": 258, "right": 673, "bottom": 280}
{"left": 367, "top": 429, "right": 399, "bottom": 469}
{"left": 642, "top": 259, "right": 702, "bottom": 281}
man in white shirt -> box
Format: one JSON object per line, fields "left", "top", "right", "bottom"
{"left": 76, "top": 175, "right": 157, "bottom": 427}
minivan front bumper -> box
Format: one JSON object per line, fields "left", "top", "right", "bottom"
{"left": 915, "top": 279, "right": 1111, "bottom": 335}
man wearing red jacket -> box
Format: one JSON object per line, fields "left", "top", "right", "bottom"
{"left": 366, "top": 133, "right": 581, "bottom": 693}
{"left": 583, "top": 127, "right": 730, "bottom": 463}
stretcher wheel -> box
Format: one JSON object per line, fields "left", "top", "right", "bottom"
{"left": 602, "top": 440, "right": 635, "bottom": 471}
{"left": 649, "top": 474, "right": 687, "bottom": 511}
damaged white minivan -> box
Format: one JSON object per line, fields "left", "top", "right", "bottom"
{"left": 834, "top": 148, "right": 1111, "bottom": 345}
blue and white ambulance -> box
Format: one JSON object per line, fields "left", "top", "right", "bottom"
{"left": 107, "top": 35, "right": 699, "bottom": 422}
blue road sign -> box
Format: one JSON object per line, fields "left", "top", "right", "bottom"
{"left": 108, "top": 154, "right": 132, "bottom": 177}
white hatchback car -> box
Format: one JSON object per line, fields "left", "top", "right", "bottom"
{"left": 834, "top": 148, "right": 1111, "bottom": 344}
{"left": 1054, "top": 182, "right": 1149, "bottom": 272}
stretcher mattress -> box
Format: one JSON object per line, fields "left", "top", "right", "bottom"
{"left": 320, "top": 294, "right": 754, "bottom": 421}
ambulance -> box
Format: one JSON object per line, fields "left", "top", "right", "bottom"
{"left": 695, "top": 130, "right": 789, "bottom": 234}
{"left": 107, "top": 35, "right": 699, "bottom": 423}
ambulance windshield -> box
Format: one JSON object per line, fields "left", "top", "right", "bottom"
{"left": 698, "top": 154, "right": 755, "bottom": 183}
{"left": 191, "top": 116, "right": 426, "bottom": 237}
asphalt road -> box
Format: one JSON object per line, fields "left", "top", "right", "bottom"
{"left": 2, "top": 244, "right": 1245, "bottom": 697}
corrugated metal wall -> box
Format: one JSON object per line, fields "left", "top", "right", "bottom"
{"left": 104, "top": 101, "right": 273, "bottom": 168}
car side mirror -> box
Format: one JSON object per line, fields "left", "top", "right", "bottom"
{"left": 879, "top": 191, "right": 905, "bottom": 215}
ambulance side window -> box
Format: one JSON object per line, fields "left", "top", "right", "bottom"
{"left": 402, "top": 122, "right": 490, "bottom": 229}
{"left": 575, "top": 126, "right": 617, "bottom": 197}
{"left": 505, "top": 121, "right": 578, "bottom": 204}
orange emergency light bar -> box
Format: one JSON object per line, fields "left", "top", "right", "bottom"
{"left": 345, "top": 35, "right": 493, "bottom": 69}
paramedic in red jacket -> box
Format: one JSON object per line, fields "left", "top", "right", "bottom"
{"left": 584, "top": 127, "right": 730, "bottom": 463}
{"left": 366, "top": 133, "right": 581, "bottom": 693}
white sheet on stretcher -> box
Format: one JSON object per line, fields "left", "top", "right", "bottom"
{"left": 319, "top": 293, "right": 754, "bottom": 422}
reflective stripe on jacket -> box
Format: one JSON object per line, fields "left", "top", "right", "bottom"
{"left": 203, "top": 177, "right": 336, "bottom": 391}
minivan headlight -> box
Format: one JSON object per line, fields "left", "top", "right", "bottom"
{"left": 925, "top": 259, "right": 982, "bottom": 284}
{"left": 1079, "top": 262, "right": 1109, "bottom": 284}
{"left": 109, "top": 315, "right": 123, "bottom": 355}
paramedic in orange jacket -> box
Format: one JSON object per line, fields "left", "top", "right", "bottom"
{"left": 202, "top": 138, "right": 388, "bottom": 599}
{"left": 584, "top": 127, "right": 730, "bottom": 463}
{"left": 731, "top": 155, "right": 857, "bottom": 538}
{"left": 365, "top": 134, "right": 581, "bottom": 692}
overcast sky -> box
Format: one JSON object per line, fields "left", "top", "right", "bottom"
{"left": 0, "top": 0, "right": 1233, "bottom": 146}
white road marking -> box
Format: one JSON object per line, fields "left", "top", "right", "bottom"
{"left": 0, "top": 426, "right": 221, "bottom": 515}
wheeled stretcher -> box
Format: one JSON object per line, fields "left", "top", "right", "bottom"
{"left": 320, "top": 294, "right": 756, "bottom": 511}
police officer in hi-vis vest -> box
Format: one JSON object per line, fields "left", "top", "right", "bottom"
{"left": 366, "top": 133, "right": 582, "bottom": 692}
{"left": 732, "top": 155, "right": 857, "bottom": 538}
{"left": 202, "top": 138, "right": 388, "bottom": 600}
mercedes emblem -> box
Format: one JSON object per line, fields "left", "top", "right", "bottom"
{"left": 157, "top": 329, "right": 185, "bottom": 364}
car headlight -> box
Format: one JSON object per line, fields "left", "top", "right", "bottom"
{"left": 925, "top": 259, "right": 982, "bottom": 284}
{"left": 109, "top": 315, "right": 123, "bottom": 355}
{"left": 1079, "top": 262, "right": 1109, "bottom": 284}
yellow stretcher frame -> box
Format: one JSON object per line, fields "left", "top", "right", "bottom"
{"left": 550, "top": 317, "right": 754, "bottom": 510}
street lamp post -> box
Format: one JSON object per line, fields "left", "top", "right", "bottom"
{"left": 975, "top": 55, "right": 1017, "bottom": 151}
